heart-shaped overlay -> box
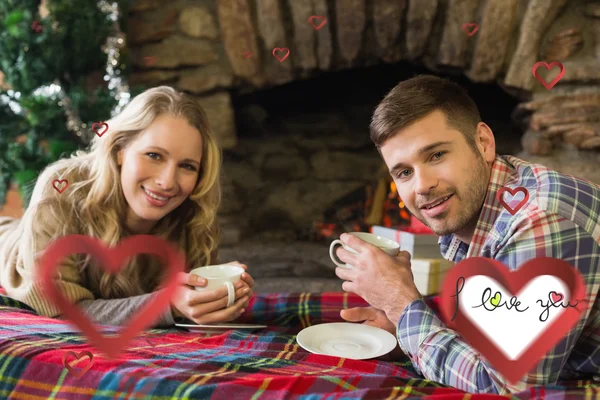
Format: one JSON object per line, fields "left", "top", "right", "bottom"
{"left": 532, "top": 61, "right": 565, "bottom": 91}
{"left": 91, "top": 122, "right": 109, "bottom": 137}
{"left": 52, "top": 179, "right": 69, "bottom": 194}
{"left": 117, "top": 371, "right": 158, "bottom": 398}
{"left": 490, "top": 291, "right": 501, "bottom": 306}
{"left": 39, "top": 235, "right": 185, "bottom": 359}
{"left": 272, "top": 47, "right": 290, "bottom": 63}
{"left": 461, "top": 22, "right": 479, "bottom": 37}
{"left": 550, "top": 291, "right": 563, "bottom": 304}
{"left": 308, "top": 15, "right": 327, "bottom": 31}
{"left": 439, "top": 257, "right": 586, "bottom": 383}
{"left": 496, "top": 187, "right": 529, "bottom": 215}
{"left": 62, "top": 350, "right": 94, "bottom": 379}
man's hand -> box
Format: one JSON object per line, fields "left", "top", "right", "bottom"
{"left": 340, "top": 306, "right": 396, "bottom": 336}
{"left": 334, "top": 233, "right": 422, "bottom": 326}
{"left": 341, "top": 306, "right": 407, "bottom": 360}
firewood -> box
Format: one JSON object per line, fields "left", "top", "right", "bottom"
{"left": 530, "top": 106, "right": 600, "bottom": 130}
{"left": 365, "top": 178, "right": 387, "bottom": 226}
{"left": 563, "top": 126, "right": 597, "bottom": 146}
{"left": 579, "top": 136, "right": 600, "bottom": 150}
{"left": 518, "top": 92, "right": 600, "bottom": 111}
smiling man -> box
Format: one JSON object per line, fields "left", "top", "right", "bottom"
{"left": 335, "top": 75, "right": 600, "bottom": 394}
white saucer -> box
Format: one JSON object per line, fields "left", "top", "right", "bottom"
{"left": 296, "top": 322, "right": 397, "bottom": 360}
{"left": 176, "top": 323, "right": 267, "bottom": 331}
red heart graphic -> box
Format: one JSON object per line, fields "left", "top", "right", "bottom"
{"left": 461, "top": 22, "right": 479, "bottom": 37}
{"left": 439, "top": 257, "right": 586, "bottom": 383}
{"left": 551, "top": 291, "right": 563, "bottom": 303}
{"left": 38, "top": 235, "right": 185, "bottom": 359}
{"left": 308, "top": 15, "right": 327, "bottom": 31}
{"left": 117, "top": 371, "right": 158, "bottom": 398}
{"left": 496, "top": 187, "right": 529, "bottom": 215}
{"left": 532, "top": 62, "right": 565, "bottom": 91}
{"left": 52, "top": 179, "right": 69, "bottom": 194}
{"left": 243, "top": 51, "right": 253, "bottom": 59}
{"left": 62, "top": 350, "right": 94, "bottom": 378}
{"left": 143, "top": 56, "right": 156, "bottom": 66}
{"left": 91, "top": 122, "right": 109, "bottom": 137}
{"left": 272, "top": 47, "right": 290, "bottom": 63}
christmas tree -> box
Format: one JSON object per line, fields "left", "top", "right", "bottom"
{"left": 0, "top": 0, "right": 139, "bottom": 208}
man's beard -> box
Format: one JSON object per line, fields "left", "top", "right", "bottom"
{"left": 415, "top": 154, "right": 489, "bottom": 237}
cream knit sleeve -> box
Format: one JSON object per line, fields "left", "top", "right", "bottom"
{"left": 5, "top": 163, "right": 95, "bottom": 318}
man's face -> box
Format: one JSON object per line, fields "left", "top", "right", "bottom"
{"left": 380, "top": 110, "right": 493, "bottom": 239}
{"left": 117, "top": 114, "right": 202, "bottom": 233}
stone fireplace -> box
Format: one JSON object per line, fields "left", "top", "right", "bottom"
{"left": 126, "top": 0, "right": 600, "bottom": 291}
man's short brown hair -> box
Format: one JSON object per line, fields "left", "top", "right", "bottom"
{"left": 370, "top": 75, "right": 482, "bottom": 150}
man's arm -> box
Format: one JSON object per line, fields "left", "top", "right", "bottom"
{"left": 396, "top": 211, "right": 599, "bottom": 394}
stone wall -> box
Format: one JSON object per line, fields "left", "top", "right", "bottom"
{"left": 127, "top": 0, "right": 600, "bottom": 244}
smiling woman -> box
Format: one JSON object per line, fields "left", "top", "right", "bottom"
{"left": 0, "top": 86, "right": 254, "bottom": 328}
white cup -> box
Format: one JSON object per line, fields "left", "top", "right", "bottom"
{"left": 329, "top": 232, "right": 400, "bottom": 269}
{"left": 190, "top": 264, "right": 244, "bottom": 307}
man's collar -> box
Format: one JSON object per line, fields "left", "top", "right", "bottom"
{"left": 439, "top": 155, "right": 516, "bottom": 260}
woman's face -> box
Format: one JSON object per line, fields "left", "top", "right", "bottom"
{"left": 117, "top": 114, "right": 203, "bottom": 234}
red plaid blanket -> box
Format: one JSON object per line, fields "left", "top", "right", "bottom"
{"left": 0, "top": 290, "right": 598, "bottom": 399}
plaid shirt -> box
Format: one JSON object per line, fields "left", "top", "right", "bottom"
{"left": 396, "top": 155, "right": 600, "bottom": 394}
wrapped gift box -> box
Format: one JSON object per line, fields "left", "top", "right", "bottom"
{"left": 412, "top": 258, "right": 454, "bottom": 296}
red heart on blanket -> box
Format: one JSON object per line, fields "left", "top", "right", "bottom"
{"left": 496, "top": 186, "right": 529, "bottom": 215}
{"left": 38, "top": 235, "right": 185, "bottom": 359}
{"left": 308, "top": 15, "right": 327, "bottom": 31}
{"left": 62, "top": 350, "right": 94, "bottom": 378}
{"left": 272, "top": 47, "right": 290, "bottom": 63}
{"left": 52, "top": 179, "right": 69, "bottom": 194}
{"left": 438, "top": 257, "right": 586, "bottom": 384}
{"left": 91, "top": 121, "right": 109, "bottom": 137}
{"left": 117, "top": 371, "right": 158, "bottom": 399}
{"left": 461, "top": 22, "right": 479, "bottom": 37}
{"left": 532, "top": 61, "right": 565, "bottom": 91}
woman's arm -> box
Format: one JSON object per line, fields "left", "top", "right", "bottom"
{"left": 75, "top": 291, "right": 175, "bottom": 327}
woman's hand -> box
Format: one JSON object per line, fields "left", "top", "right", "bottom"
{"left": 170, "top": 272, "right": 252, "bottom": 324}
{"left": 226, "top": 261, "right": 255, "bottom": 291}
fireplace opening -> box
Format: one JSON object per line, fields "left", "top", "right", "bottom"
{"left": 220, "top": 62, "right": 521, "bottom": 245}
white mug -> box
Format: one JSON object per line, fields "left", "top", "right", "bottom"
{"left": 329, "top": 232, "right": 400, "bottom": 268}
{"left": 190, "top": 264, "right": 244, "bottom": 307}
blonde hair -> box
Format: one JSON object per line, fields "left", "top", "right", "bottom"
{"left": 22, "top": 86, "right": 222, "bottom": 299}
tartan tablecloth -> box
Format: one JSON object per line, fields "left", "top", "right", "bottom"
{"left": 0, "top": 291, "right": 598, "bottom": 399}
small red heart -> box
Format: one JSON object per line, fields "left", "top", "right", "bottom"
{"left": 91, "top": 122, "right": 109, "bottom": 137}
{"left": 143, "top": 56, "right": 156, "bottom": 66}
{"left": 243, "top": 51, "right": 253, "bottom": 59}
{"left": 272, "top": 47, "right": 290, "bottom": 63}
{"left": 38, "top": 235, "right": 185, "bottom": 359}
{"left": 496, "top": 187, "right": 529, "bottom": 215}
{"left": 439, "top": 257, "right": 586, "bottom": 384}
{"left": 117, "top": 371, "right": 157, "bottom": 398}
{"left": 52, "top": 179, "right": 69, "bottom": 194}
{"left": 461, "top": 22, "right": 479, "bottom": 37}
{"left": 62, "top": 350, "right": 94, "bottom": 379}
{"left": 532, "top": 62, "right": 565, "bottom": 91}
{"left": 308, "top": 15, "right": 327, "bottom": 31}
{"left": 551, "top": 291, "right": 563, "bottom": 303}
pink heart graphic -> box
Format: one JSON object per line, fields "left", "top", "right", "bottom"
{"left": 439, "top": 257, "right": 586, "bottom": 384}
{"left": 532, "top": 62, "right": 565, "bottom": 91}
{"left": 62, "top": 350, "right": 94, "bottom": 378}
{"left": 52, "top": 179, "right": 69, "bottom": 194}
{"left": 39, "top": 235, "right": 185, "bottom": 359}
{"left": 308, "top": 15, "right": 327, "bottom": 31}
{"left": 496, "top": 187, "right": 529, "bottom": 215}
{"left": 272, "top": 47, "right": 290, "bottom": 63}
{"left": 91, "top": 122, "right": 109, "bottom": 137}
{"left": 551, "top": 291, "right": 564, "bottom": 303}
{"left": 461, "top": 22, "right": 479, "bottom": 37}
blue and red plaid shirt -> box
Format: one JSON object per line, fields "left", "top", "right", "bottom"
{"left": 396, "top": 155, "right": 600, "bottom": 394}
